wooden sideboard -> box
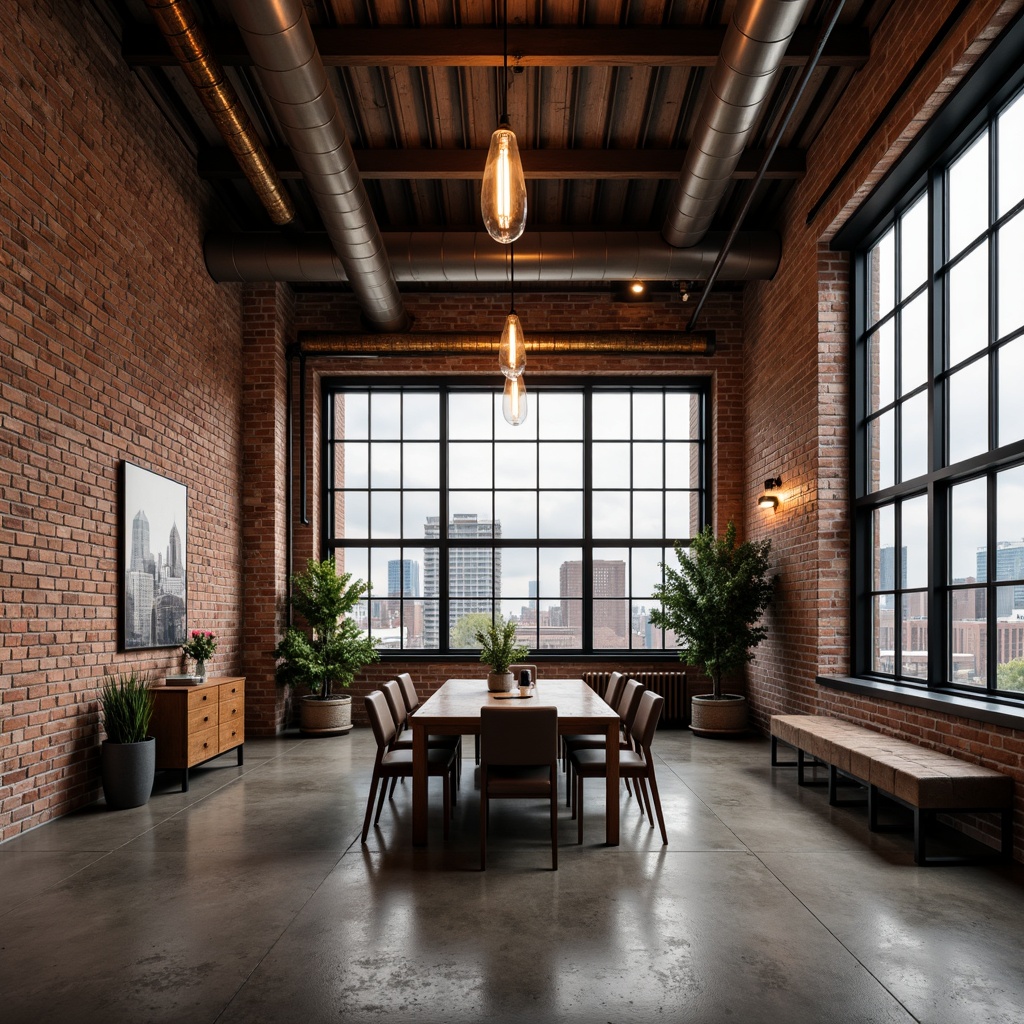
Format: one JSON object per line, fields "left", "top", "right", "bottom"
{"left": 149, "top": 676, "right": 245, "bottom": 792}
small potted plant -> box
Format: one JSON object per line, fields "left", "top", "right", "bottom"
{"left": 649, "top": 521, "right": 775, "bottom": 736}
{"left": 99, "top": 670, "right": 156, "bottom": 809}
{"left": 275, "top": 556, "right": 380, "bottom": 735}
{"left": 474, "top": 614, "right": 530, "bottom": 692}
{"left": 182, "top": 630, "right": 217, "bottom": 680}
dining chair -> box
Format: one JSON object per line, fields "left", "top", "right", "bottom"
{"left": 569, "top": 689, "right": 668, "bottom": 845}
{"left": 361, "top": 691, "right": 458, "bottom": 843}
{"left": 564, "top": 677, "right": 645, "bottom": 806}
{"left": 479, "top": 705, "right": 559, "bottom": 870}
{"left": 560, "top": 670, "right": 624, "bottom": 775}
{"left": 381, "top": 679, "right": 462, "bottom": 800}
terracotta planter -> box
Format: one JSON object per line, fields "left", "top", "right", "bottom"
{"left": 300, "top": 694, "right": 353, "bottom": 736}
{"left": 486, "top": 671, "right": 514, "bottom": 693}
{"left": 101, "top": 736, "right": 156, "bottom": 809}
{"left": 690, "top": 694, "right": 748, "bottom": 737}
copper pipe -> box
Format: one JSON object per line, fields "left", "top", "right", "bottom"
{"left": 144, "top": 0, "right": 294, "bottom": 225}
{"left": 299, "top": 331, "right": 715, "bottom": 357}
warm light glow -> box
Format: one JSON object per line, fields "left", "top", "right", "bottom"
{"left": 499, "top": 312, "right": 526, "bottom": 378}
{"left": 502, "top": 374, "right": 528, "bottom": 426}
{"left": 757, "top": 493, "right": 779, "bottom": 510}
{"left": 482, "top": 124, "right": 527, "bottom": 244}
{"left": 757, "top": 476, "right": 782, "bottom": 511}
{"left": 630, "top": 280, "right": 645, "bottom": 295}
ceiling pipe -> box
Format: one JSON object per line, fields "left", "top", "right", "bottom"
{"left": 204, "top": 230, "right": 780, "bottom": 284}
{"left": 142, "top": 0, "right": 294, "bottom": 225}
{"left": 224, "top": 0, "right": 408, "bottom": 331}
{"left": 662, "top": 0, "right": 810, "bottom": 249}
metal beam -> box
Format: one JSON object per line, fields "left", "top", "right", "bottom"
{"left": 124, "top": 25, "right": 869, "bottom": 69}
{"left": 197, "top": 146, "right": 805, "bottom": 181}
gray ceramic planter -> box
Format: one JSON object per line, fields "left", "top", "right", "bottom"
{"left": 101, "top": 736, "right": 156, "bottom": 809}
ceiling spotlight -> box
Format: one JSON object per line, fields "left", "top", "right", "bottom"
{"left": 629, "top": 280, "right": 646, "bottom": 295}
{"left": 680, "top": 281, "right": 690, "bottom": 302}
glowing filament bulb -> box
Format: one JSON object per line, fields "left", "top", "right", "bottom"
{"left": 481, "top": 124, "right": 527, "bottom": 244}
{"left": 502, "top": 374, "right": 528, "bottom": 426}
{"left": 499, "top": 312, "right": 526, "bottom": 378}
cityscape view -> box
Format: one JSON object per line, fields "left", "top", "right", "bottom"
{"left": 124, "top": 509, "right": 187, "bottom": 648}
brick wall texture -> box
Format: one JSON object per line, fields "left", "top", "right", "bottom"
{"left": 3, "top": 0, "right": 1024, "bottom": 861}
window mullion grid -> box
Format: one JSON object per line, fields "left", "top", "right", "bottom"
{"left": 987, "top": 470, "right": 998, "bottom": 692}
{"left": 439, "top": 385, "right": 450, "bottom": 654}
{"left": 928, "top": 166, "right": 945, "bottom": 689}
{"left": 582, "top": 388, "right": 594, "bottom": 650}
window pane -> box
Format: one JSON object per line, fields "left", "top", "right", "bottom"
{"left": 948, "top": 357, "right": 989, "bottom": 464}
{"left": 873, "top": 504, "right": 895, "bottom": 591}
{"left": 871, "top": 595, "right": 894, "bottom": 674}
{"left": 901, "top": 592, "right": 928, "bottom": 679}
{"left": 900, "top": 393, "right": 928, "bottom": 482}
{"left": 868, "top": 226, "right": 895, "bottom": 325}
{"left": 900, "top": 194, "right": 928, "bottom": 297}
{"left": 449, "top": 600, "right": 493, "bottom": 647}
{"left": 948, "top": 243, "right": 989, "bottom": 366}
{"left": 449, "top": 443, "right": 492, "bottom": 488}
{"left": 539, "top": 443, "right": 582, "bottom": 488}
{"left": 593, "top": 600, "right": 629, "bottom": 648}
{"left": 403, "top": 491, "right": 439, "bottom": 537}
{"left": 403, "top": 393, "right": 439, "bottom": 439}
{"left": 996, "top": 467, "right": 1024, "bottom": 588}
{"left": 999, "top": 337, "right": 1024, "bottom": 446}
{"left": 404, "top": 601, "right": 434, "bottom": 649}
{"left": 539, "top": 491, "right": 582, "bottom": 538}
{"left": 449, "top": 547, "right": 495, "bottom": 598}
{"left": 370, "top": 393, "right": 401, "bottom": 439}
{"left": 868, "top": 320, "right": 895, "bottom": 411}
{"left": 632, "top": 491, "right": 662, "bottom": 538}
{"left": 449, "top": 393, "right": 492, "bottom": 438}
{"left": 403, "top": 443, "right": 439, "bottom": 488}
{"left": 633, "top": 393, "right": 663, "bottom": 439}
{"left": 548, "top": 600, "right": 581, "bottom": 648}
{"left": 592, "top": 393, "right": 629, "bottom": 438}
{"left": 665, "top": 443, "right": 698, "bottom": 488}
{"left": 950, "top": 476, "right": 987, "bottom": 584}
{"left": 499, "top": 547, "right": 536, "bottom": 599}
{"left": 951, "top": 588, "right": 987, "bottom": 687}
{"left": 902, "top": 495, "right": 928, "bottom": 588}
{"left": 632, "top": 443, "right": 663, "bottom": 487}
{"left": 495, "top": 392, "right": 537, "bottom": 441}
{"left": 665, "top": 392, "right": 700, "bottom": 439}
{"left": 494, "top": 443, "right": 536, "bottom": 488}
{"left": 948, "top": 130, "right": 989, "bottom": 257}
{"left": 344, "top": 491, "right": 368, "bottom": 538}
{"left": 495, "top": 491, "right": 537, "bottom": 538}
{"left": 998, "top": 90, "right": 1024, "bottom": 216}
{"left": 395, "top": 550, "right": 425, "bottom": 596}
{"left": 997, "top": 211, "right": 1024, "bottom": 339}
{"left": 593, "top": 491, "right": 630, "bottom": 538}
{"left": 335, "top": 547, "right": 368, "bottom": 585}
{"left": 342, "top": 442, "right": 368, "bottom": 488}
{"left": 370, "top": 492, "right": 401, "bottom": 537}
{"left": 868, "top": 410, "right": 895, "bottom": 492}
{"left": 631, "top": 547, "right": 664, "bottom": 598}
{"left": 446, "top": 493, "right": 492, "bottom": 527}
{"left": 592, "top": 442, "right": 630, "bottom": 487}
{"left": 370, "top": 442, "right": 401, "bottom": 487}
{"left": 900, "top": 292, "right": 928, "bottom": 393}
{"left": 540, "top": 548, "right": 582, "bottom": 597}
{"left": 996, "top": 593, "right": 1024, "bottom": 691}
{"left": 343, "top": 393, "right": 369, "bottom": 439}
{"left": 665, "top": 491, "right": 700, "bottom": 541}
{"left": 538, "top": 392, "right": 583, "bottom": 439}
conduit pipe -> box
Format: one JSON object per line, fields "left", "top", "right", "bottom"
{"left": 204, "top": 230, "right": 780, "bottom": 283}
{"left": 143, "top": 0, "right": 294, "bottom": 225}
{"left": 225, "top": 0, "right": 408, "bottom": 330}
{"left": 662, "top": 0, "right": 810, "bottom": 248}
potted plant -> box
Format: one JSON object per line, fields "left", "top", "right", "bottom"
{"left": 474, "top": 614, "right": 530, "bottom": 692}
{"left": 181, "top": 629, "right": 217, "bottom": 680}
{"left": 99, "top": 670, "right": 156, "bottom": 809}
{"left": 275, "top": 556, "right": 380, "bottom": 736}
{"left": 649, "top": 521, "right": 775, "bottom": 736}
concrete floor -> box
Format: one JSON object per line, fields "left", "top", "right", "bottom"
{"left": 1, "top": 729, "right": 1022, "bottom": 1024}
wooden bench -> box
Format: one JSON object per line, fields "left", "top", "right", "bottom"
{"left": 770, "top": 714, "right": 1014, "bottom": 865}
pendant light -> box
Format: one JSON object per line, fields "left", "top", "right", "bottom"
{"left": 481, "top": 0, "right": 527, "bottom": 244}
{"left": 500, "top": 244, "right": 527, "bottom": 425}
{"left": 502, "top": 374, "right": 528, "bottom": 427}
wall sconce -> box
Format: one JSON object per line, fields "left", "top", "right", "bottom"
{"left": 757, "top": 477, "right": 782, "bottom": 510}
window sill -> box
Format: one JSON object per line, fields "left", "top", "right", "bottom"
{"left": 816, "top": 675, "right": 1024, "bottom": 730}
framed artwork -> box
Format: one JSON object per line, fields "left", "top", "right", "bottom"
{"left": 120, "top": 461, "right": 188, "bottom": 651}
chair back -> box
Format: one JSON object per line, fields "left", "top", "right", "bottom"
{"left": 396, "top": 672, "right": 420, "bottom": 714}
{"left": 604, "top": 673, "right": 626, "bottom": 710}
{"left": 629, "top": 690, "right": 664, "bottom": 753}
{"left": 480, "top": 706, "right": 558, "bottom": 766}
{"left": 382, "top": 680, "right": 408, "bottom": 732}
{"left": 364, "top": 690, "right": 397, "bottom": 749}
{"left": 616, "top": 679, "right": 644, "bottom": 727}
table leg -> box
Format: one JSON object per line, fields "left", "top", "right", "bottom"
{"left": 605, "top": 720, "right": 619, "bottom": 845}
{"left": 412, "top": 721, "right": 428, "bottom": 847}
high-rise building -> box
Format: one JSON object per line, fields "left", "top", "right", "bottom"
{"left": 423, "top": 513, "right": 501, "bottom": 647}
{"left": 388, "top": 559, "right": 420, "bottom": 597}
{"left": 976, "top": 541, "right": 1024, "bottom": 617}
{"left": 559, "top": 559, "right": 627, "bottom": 648}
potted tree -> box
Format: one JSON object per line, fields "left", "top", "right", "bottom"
{"left": 275, "top": 556, "right": 380, "bottom": 736}
{"left": 99, "top": 670, "right": 156, "bottom": 809}
{"left": 649, "top": 521, "right": 775, "bottom": 736}
{"left": 474, "top": 614, "right": 530, "bottom": 692}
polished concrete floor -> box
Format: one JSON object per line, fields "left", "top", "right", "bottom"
{"left": 2, "top": 727, "right": 1022, "bottom": 1024}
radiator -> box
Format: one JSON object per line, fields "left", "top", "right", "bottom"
{"left": 581, "top": 670, "right": 688, "bottom": 726}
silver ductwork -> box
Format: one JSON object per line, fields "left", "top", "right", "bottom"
{"left": 204, "top": 231, "right": 780, "bottom": 283}
{"left": 225, "top": 0, "right": 408, "bottom": 330}
{"left": 662, "top": 0, "right": 810, "bottom": 249}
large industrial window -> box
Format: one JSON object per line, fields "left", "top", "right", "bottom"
{"left": 323, "top": 381, "right": 708, "bottom": 655}
{"left": 853, "top": 81, "right": 1024, "bottom": 700}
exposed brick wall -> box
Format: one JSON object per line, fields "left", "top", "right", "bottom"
{"left": 742, "top": 0, "right": 1024, "bottom": 860}
{"left": 0, "top": 2, "right": 244, "bottom": 840}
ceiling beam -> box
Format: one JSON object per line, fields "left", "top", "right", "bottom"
{"left": 198, "top": 146, "right": 805, "bottom": 181}
{"left": 124, "top": 25, "right": 868, "bottom": 69}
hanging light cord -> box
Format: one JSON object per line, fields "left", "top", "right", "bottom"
{"left": 508, "top": 241, "right": 515, "bottom": 314}
{"left": 501, "top": 0, "right": 509, "bottom": 123}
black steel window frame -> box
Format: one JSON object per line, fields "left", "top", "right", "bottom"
{"left": 850, "top": 61, "right": 1024, "bottom": 702}
{"left": 321, "top": 376, "right": 711, "bottom": 658}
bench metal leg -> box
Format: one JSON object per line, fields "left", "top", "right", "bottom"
{"left": 771, "top": 735, "right": 799, "bottom": 767}
{"left": 829, "top": 765, "right": 868, "bottom": 807}
{"left": 797, "top": 748, "right": 828, "bottom": 787}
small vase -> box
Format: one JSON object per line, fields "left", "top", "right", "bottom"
{"left": 195, "top": 658, "right": 207, "bottom": 680}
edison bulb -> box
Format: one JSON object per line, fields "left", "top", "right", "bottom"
{"left": 481, "top": 124, "right": 527, "bottom": 244}
{"left": 502, "top": 374, "right": 528, "bottom": 426}
{"left": 499, "top": 312, "right": 526, "bottom": 378}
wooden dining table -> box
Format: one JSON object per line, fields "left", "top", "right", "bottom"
{"left": 410, "top": 678, "right": 621, "bottom": 847}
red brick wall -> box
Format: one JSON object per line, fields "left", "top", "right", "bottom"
{"left": 742, "top": 0, "right": 1024, "bottom": 860}
{"left": 246, "top": 288, "right": 745, "bottom": 728}
{"left": 0, "top": 2, "right": 244, "bottom": 840}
